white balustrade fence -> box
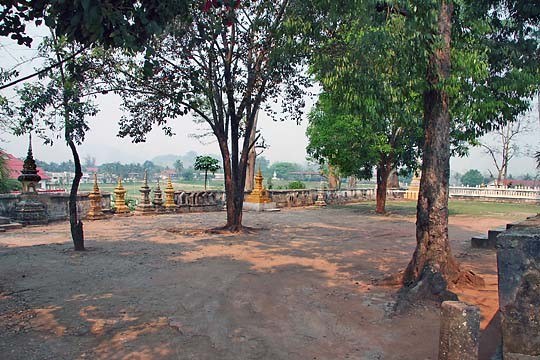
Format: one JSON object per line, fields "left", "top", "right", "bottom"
{"left": 449, "top": 185, "right": 540, "bottom": 203}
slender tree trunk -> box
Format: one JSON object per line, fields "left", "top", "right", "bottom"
{"left": 387, "top": 167, "right": 400, "bottom": 188}
{"left": 347, "top": 176, "right": 357, "bottom": 189}
{"left": 218, "top": 134, "right": 246, "bottom": 231}
{"left": 375, "top": 161, "right": 391, "bottom": 214}
{"left": 401, "top": 1, "right": 473, "bottom": 302}
{"left": 68, "top": 140, "right": 84, "bottom": 251}
{"left": 53, "top": 34, "right": 85, "bottom": 251}
{"left": 245, "top": 111, "right": 258, "bottom": 191}
{"left": 327, "top": 165, "right": 339, "bottom": 189}
{"left": 204, "top": 170, "right": 208, "bottom": 190}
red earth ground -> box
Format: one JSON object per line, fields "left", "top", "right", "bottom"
{"left": 0, "top": 202, "right": 532, "bottom": 359}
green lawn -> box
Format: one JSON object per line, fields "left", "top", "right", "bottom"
{"left": 346, "top": 199, "right": 539, "bottom": 219}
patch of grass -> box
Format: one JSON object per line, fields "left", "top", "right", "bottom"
{"left": 345, "top": 200, "right": 539, "bottom": 219}
{"left": 447, "top": 200, "right": 539, "bottom": 218}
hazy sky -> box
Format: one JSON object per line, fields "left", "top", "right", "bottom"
{"left": 1, "top": 29, "right": 539, "bottom": 177}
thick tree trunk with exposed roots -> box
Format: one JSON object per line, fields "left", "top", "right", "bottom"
{"left": 68, "top": 140, "right": 84, "bottom": 251}
{"left": 400, "top": 1, "right": 482, "bottom": 304}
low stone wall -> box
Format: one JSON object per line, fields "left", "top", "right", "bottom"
{"left": 0, "top": 192, "right": 112, "bottom": 222}
{"left": 497, "top": 215, "right": 540, "bottom": 359}
{"left": 267, "top": 188, "right": 379, "bottom": 208}
{"left": 176, "top": 188, "right": 403, "bottom": 209}
{"left": 172, "top": 190, "right": 225, "bottom": 213}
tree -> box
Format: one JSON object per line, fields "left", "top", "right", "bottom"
{"left": 481, "top": 118, "right": 531, "bottom": 185}
{"left": 255, "top": 156, "right": 270, "bottom": 178}
{"left": 460, "top": 169, "right": 484, "bottom": 187}
{"left": 194, "top": 156, "right": 220, "bottom": 190}
{"left": 83, "top": 155, "right": 96, "bottom": 168}
{"left": 536, "top": 151, "right": 540, "bottom": 169}
{"left": 181, "top": 166, "right": 195, "bottom": 181}
{"left": 309, "top": 0, "right": 537, "bottom": 301}
{"left": 6, "top": 35, "right": 100, "bottom": 251}
{"left": 114, "top": 0, "right": 314, "bottom": 231}
{"left": 173, "top": 159, "right": 184, "bottom": 175}
{"left": 0, "top": 150, "right": 18, "bottom": 193}
{"left": 0, "top": 0, "right": 191, "bottom": 90}
{"left": 307, "top": 7, "right": 424, "bottom": 213}
{"left": 401, "top": 0, "right": 539, "bottom": 301}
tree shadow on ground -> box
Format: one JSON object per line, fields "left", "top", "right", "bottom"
{"left": 0, "top": 205, "right": 510, "bottom": 359}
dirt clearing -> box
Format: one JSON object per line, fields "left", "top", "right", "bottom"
{"left": 0, "top": 203, "right": 526, "bottom": 359}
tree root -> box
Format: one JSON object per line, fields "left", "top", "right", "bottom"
{"left": 391, "top": 266, "right": 485, "bottom": 314}
{"left": 449, "top": 269, "right": 485, "bottom": 289}
{"left": 372, "top": 270, "right": 404, "bottom": 286}
{"left": 207, "top": 225, "right": 258, "bottom": 234}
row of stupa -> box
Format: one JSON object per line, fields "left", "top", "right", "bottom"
{"left": 87, "top": 171, "right": 177, "bottom": 219}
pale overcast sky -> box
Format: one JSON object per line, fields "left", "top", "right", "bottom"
{"left": 1, "top": 28, "right": 539, "bottom": 177}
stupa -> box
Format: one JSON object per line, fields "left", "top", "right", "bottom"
{"left": 86, "top": 173, "right": 105, "bottom": 220}
{"left": 14, "top": 136, "right": 47, "bottom": 225}
{"left": 113, "top": 177, "right": 130, "bottom": 214}
{"left": 405, "top": 172, "right": 421, "bottom": 200}
{"left": 244, "top": 167, "right": 277, "bottom": 211}
{"left": 135, "top": 170, "right": 154, "bottom": 215}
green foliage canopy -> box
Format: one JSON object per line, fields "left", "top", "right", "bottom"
{"left": 194, "top": 156, "right": 220, "bottom": 174}
{"left": 307, "top": 3, "right": 423, "bottom": 180}
{"left": 0, "top": 0, "right": 189, "bottom": 50}
{"left": 460, "top": 169, "right": 484, "bottom": 187}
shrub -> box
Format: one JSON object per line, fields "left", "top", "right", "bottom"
{"left": 287, "top": 181, "right": 306, "bottom": 189}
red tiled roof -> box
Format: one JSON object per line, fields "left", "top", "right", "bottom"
{"left": 1, "top": 151, "right": 50, "bottom": 181}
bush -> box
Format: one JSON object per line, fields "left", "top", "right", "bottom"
{"left": 287, "top": 181, "right": 306, "bottom": 189}
{"left": 0, "top": 179, "right": 22, "bottom": 193}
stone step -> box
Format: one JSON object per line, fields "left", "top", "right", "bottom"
{"left": 0, "top": 222, "right": 23, "bottom": 231}
{"left": 488, "top": 228, "right": 506, "bottom": 246}
{"left": 506, "top": 222, "right": 520, "bottom": 230}
{"left": 0, "top": 216, "right": 11, "bottom": 225}
{"left": 471, "top": 235, "right": 492, "bottom": 248}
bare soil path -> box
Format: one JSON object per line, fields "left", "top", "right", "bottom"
{"left": 0, "top": 203, "right": 529, "bottom": 359}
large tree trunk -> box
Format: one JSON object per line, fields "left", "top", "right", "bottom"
{"left": 68, "top": 140, "right": 84, "bottom": 251}
{"left": 375, "top": 160, "right": 391, "bottom": 214}
{"left": 401, "top": 1, "right": 468, "bottom": 302}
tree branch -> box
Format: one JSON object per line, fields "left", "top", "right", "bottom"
{"left": 0, "top": 45, "right": 90, "bottom": 90}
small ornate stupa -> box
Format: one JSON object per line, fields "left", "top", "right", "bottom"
{"left": 244, "top": 167, "right": 277, "bottom": 211}
{"left": 113, "top": 177, "right": 130, "bottom": 214}
{"left": 135, "top": 170, "right": 154, "bottom": 215}
{"left": 405, "top": 172, "right": 421, "bottom": 200}
{"left": 86, "top": 173, "right": 105, "bottom": 220}
{"left": 18, "top": 135, "right": 41, "bottom": 193}
{"left": 14, "top": 135, "right": 47, "bottom": 225}
{"left": 315, "top": 180, "right": 327, "bottom": 206}
{"left": 152, "top": 179, "right": 164, "bottom": 212}
{"left": 164, "top": 176, "right": 176, "bottom": 210}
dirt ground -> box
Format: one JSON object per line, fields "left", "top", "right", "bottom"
{"left": 0, "top": 203, "right": 529, "bottom": 360}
